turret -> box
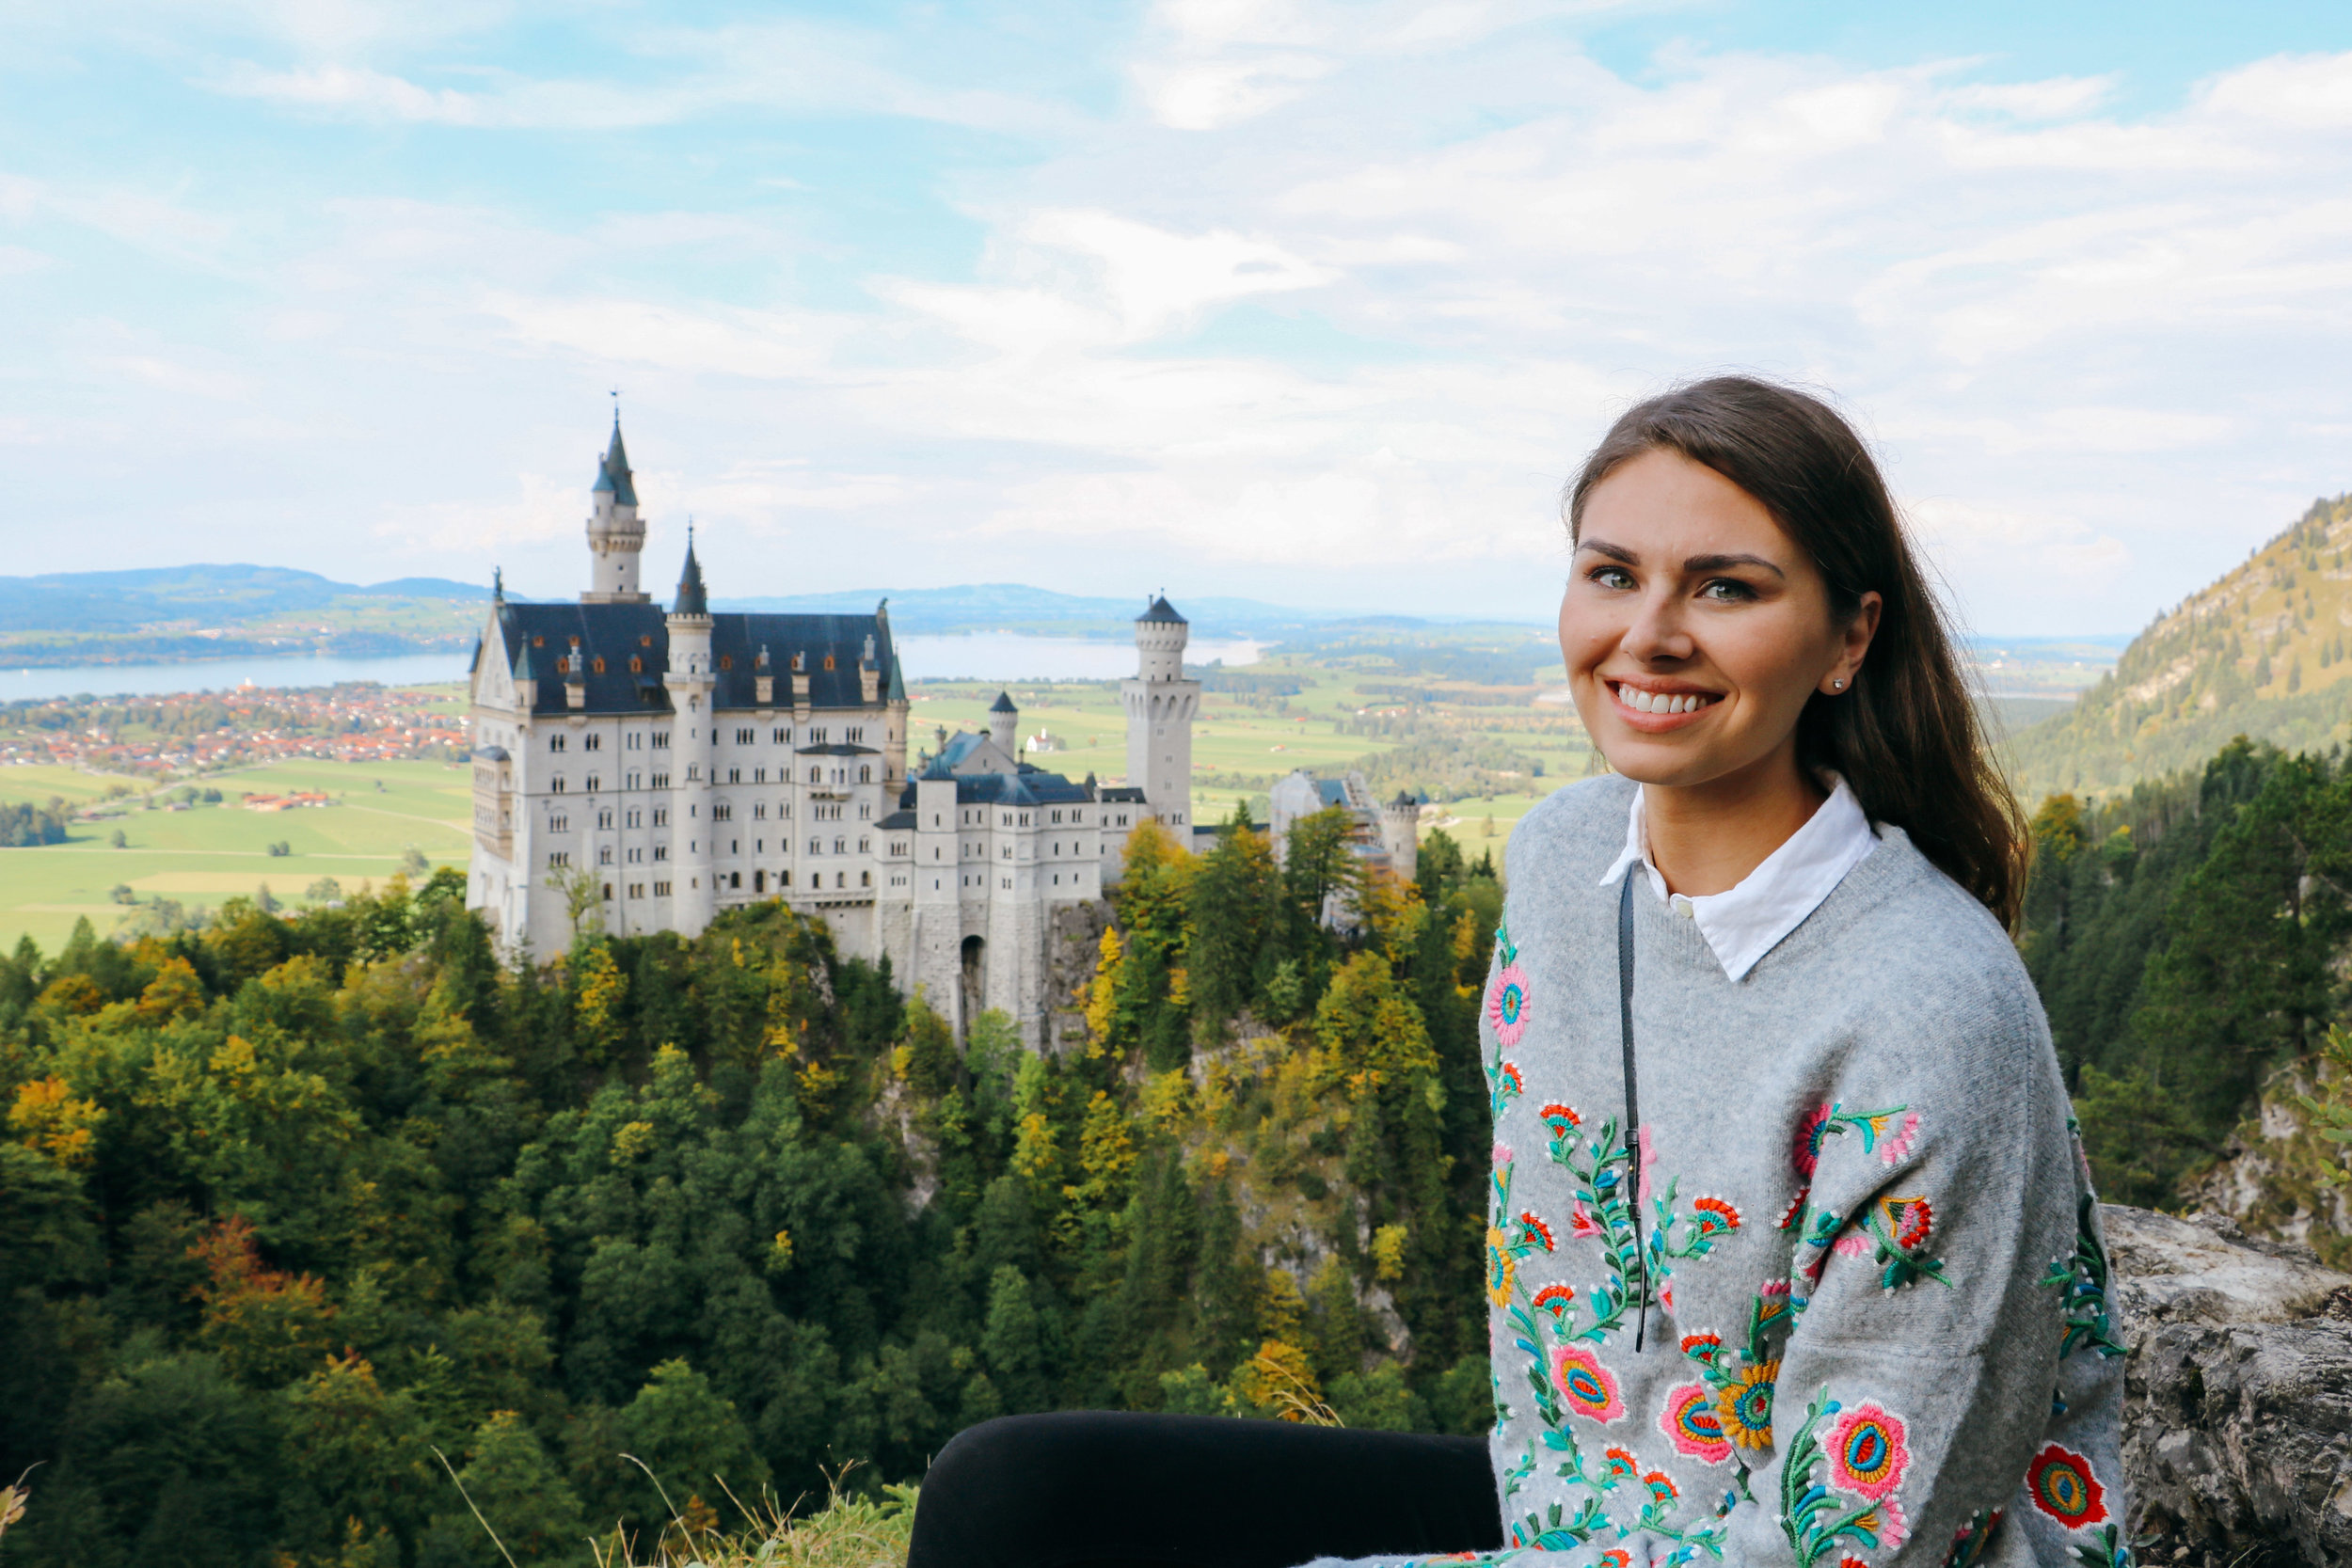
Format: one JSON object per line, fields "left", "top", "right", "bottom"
{"left": 512, "top": 639, "right": 539, "bottom": 714}
{"left": 663, "top": 530, "right": 717, "bottom": 937}
{"left": 880, "top": 598, "right": 909, "bottom": 784}
{"left": 583, "top": 417, "right": 650, "bottom": 604}
{"left": 989, "top": 690, "right": 1019, "bottom": 758}
{"left": 1121, "top": 594, "right": 1200, "bottom": 839}
{"left": 1382, "top": 790, "right": 1420, "bottom": 884}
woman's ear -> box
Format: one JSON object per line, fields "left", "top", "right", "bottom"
{"left": 1821, "top": 591, "right": 1883, "bottom": 694}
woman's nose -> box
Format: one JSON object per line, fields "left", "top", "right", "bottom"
{"left": 1622, "top": 590, "right": 1693, "bottom": 663}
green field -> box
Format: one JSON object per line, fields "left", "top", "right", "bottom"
{"left": 0, "top": 757, "right": 474, "bottom": 956}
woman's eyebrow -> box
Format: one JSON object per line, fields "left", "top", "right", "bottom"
{"left": 1684, "top": 551, "right": 1785, "bottom": 579}
{"left": 1576, "top": 538, "right": 1638, "bottom": 563}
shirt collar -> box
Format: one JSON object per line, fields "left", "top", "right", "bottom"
{"left": 1598, "top": 774, "right": 1879, "bottom": 982}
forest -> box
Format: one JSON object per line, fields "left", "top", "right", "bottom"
{"left": 0, "top": 809, "right": 1500, "bottom": 1566}
{"left": 9, "top": 736, "right": 2352, "bottom": 1566}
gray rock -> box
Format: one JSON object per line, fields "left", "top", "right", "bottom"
{"left": 2107, "top": 1203, "right": 2352, "bottom": 1567}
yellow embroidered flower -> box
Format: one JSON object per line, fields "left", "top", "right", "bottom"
{"left": 1486, "top": 1225, "right": 1517, "bottom": 1307}
{"left": 1716, "top": 1359, "right": 1779, "bottom": 1449}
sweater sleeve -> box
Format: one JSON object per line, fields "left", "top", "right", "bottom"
{"left": 1709, "top": 980, "right": 2130, "bottom": 1568}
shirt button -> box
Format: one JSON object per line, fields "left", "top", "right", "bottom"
{"left": 1672, "top": 896, "right": 1694, "bottom": 918}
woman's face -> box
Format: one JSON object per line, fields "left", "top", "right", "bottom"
{"left": 1561, "top": 447, "right": 1879, "bottom": 791}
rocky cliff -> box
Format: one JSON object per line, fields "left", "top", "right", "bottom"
{"left": 2112, "top": 1204, "right": 2352, "bottom": 1567}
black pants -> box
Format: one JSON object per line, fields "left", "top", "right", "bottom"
{"left": 905, "top": 1412, "right": 1502, "bottom": 1568}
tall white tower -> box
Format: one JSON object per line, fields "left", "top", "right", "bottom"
{"left": 664, "top": 533, "right": 717, "bottom": 936}
{"left": 583, "top": 419, "right": 650, "bottom": 604}
{"left": 1121, "top": 595, "right": 1199, "bottom": 836}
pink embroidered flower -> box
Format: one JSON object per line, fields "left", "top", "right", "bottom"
{"left": 1794, "top": 1102, "right": 1835, "bottom": 1177}
{"left": 1487, "top": 962, "right": 1531, "bottom": 1047}
{"left": 1659, "top": 1381, "right": 1732, "bottom": 1464}
{"left": 1492, "top": 1141, "right": 1513, "bottom": 1171}
{"left": 1874, "top": 1497, "right": 1910, "bottom": 1550}
{"left": 1759, "top": 1278, "right": 1791, "bottom": 1299}
{"left": 1833, "top": 1230, "right": 1873, "bottom": 1259}
{"left": 1637, "top": 1122, "right": 1659, "bottom": 1208}
{"left": 1826, "top": 1402, "right": 1911, "bottom": 1501}
{"left": 1549, "top": 1345, "right": 1625, "bottom": 1423}
{"left": 1568, "top": 1201, "right": 1600, "bottom": 1239}
{"left": 1660, "top": 1283, "right": 1676, "bottom": 1316}
{"left": 1880, "top": 1195, "right": 1934, "bottom": 1251}
{"left": 1880, "top": 1110, "right": 1922, "bottom": 1165}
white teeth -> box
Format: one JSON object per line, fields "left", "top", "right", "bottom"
{"left": 1618, "top": 685, "right": 1714, "bottom": 715}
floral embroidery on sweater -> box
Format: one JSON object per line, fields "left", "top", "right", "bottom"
{"left": 1778, "top": 1386, "right": 1915, "bottom": 1568}
{"left": 2042, "top": 1193, "right": 2125, "bottom": 1360}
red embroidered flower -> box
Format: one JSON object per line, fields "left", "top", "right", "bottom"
{"left": 1643, "top": 1469, "right": 1678, "bottom": 1505}
{"left": 1777, "top": 1188, "right": 1810, "bottom": 1230}
{"left": 1692, "top": 1196, "right": 1742, "bottom": 1236}
{"left": 1539, "top": 1101, "right": 1582, "bottom": 1138}
{"left": 1825, "top": 1402, "right": 1910, "bottom": 1500}
{"left": 1531, "top": 1283, "right": 1577, "bottom": 1320}
{"left": 1879, "top": 1195, "right": 1934, "bottom": 1251}
{"left": 1497, "top": 1062, "right": 1523, "bottom": 1095}
{"left": 2026, "top": 1445, "right": 2109, "bottom": 1528}
{"left": 1597, "top": 1551, "right": 1631, "bottom": 1568}
{"left": 1518, "top": 1211, "right": 1557, "bottom": 1252}
{"left": 1601, "top": 1446, "right": 1638, "bottom": 1481}
{"left": 1680, "top": 1331, "right": 1722, "bottom": 1359}
{"left": 1568, "top": 1201, "right": 1600, "bottom": 1238}
{"left": 1794, "top": 1102, "right": 1835, "bottom": 1177}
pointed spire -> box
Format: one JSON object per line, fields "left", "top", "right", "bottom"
{"left": 594, "top": 415, "right": 639, "bottom": 506}
{"left": 512, "top": 638, "right": 537, "bottom": 681}
{"left": 673, "top": 523, "right": 707, "bottom": 617}
{"left": 492, "top": 566, "right": 504, "bottom": 604}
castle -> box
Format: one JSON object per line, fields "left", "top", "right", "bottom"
{"left": 465, "top": 419, "right": 1202, "bottom": 1045}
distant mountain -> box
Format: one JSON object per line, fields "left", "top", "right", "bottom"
{"left": 713, "top": 583, "right": 1374, "bottom": 639}
{"left": 0, "top": 564, "right": 488, "bottom": 633}
{"left": 2008, "top": 493, "right": 2352, "bottom": 800}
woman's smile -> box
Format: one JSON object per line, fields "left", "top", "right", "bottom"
{"left": 1606, "top": 678, "right": 1724, "bottom": 727}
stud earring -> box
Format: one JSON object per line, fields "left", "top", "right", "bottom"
{"left": 1832, "top": 678, "right": 1846, "bottom": 690}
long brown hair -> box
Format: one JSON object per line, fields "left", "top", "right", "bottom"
{"left": 1566, "top": 375, "right": 2026, "bottom": 928}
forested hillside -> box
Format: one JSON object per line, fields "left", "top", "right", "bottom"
{"left": 2020, "top": 736, "right": 2352, "bottom": 1226}
{"left": 0, "top": 813, "right": 1499, "bottom": 1566}
{"left": 2010, "top": 493, "right": 2352, "bottom": 796}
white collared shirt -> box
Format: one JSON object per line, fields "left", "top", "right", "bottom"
{"left": 1597, "top": 774, "right": 1878, "bottom": 983}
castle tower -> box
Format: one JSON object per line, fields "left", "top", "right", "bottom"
{"left": 663, "top": 532, "right": 717, "bottom": 936}
{"left": 1382, "top": 791, "right": 1420, "bottom": 884}
{"left": 881, "top": 599, "right": 910, "bottom": 785}
{"left": 989, "top": 691, "right": 1019, "bottom": 758}
{"left": 583, "top": 418, "right": 650, "bottom": 604}
{"left": 1121, "top": 595, "right": 1199, "bottom": 836}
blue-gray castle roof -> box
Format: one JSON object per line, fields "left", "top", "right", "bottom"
{"left": 1138, "top": 595, "right": 1186, "bottom": 625}
{"left": 489, "top": 600, "right": 900, "bottom": 718}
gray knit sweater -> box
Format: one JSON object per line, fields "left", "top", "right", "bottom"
{"left": 1310, "top": 775, "right": 2127, "bottom": 1568}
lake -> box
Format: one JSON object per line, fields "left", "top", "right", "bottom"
{"left": 0, "top": 634, "right": 1264, "bottom": 702}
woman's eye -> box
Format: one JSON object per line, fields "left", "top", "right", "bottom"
{"left": 1699, "top": 578, "right": 1756, "bottom": 603}
{"left": 1589, "top": 566, "right": 1635, "bottom": 591}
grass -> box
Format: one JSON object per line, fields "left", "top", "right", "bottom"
{"left": 0, "top": 757, "right": 474, "bottom": 956}
{"left": 590, "top": 1480, "right": 916, "bottom": 1568}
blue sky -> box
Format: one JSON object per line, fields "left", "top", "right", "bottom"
{"left": 4, "top": 2, "right": 2350, "bottom": 633}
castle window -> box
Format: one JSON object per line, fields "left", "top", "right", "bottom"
{"left": 727, "top": 768, "right": 740, "bottom": 784}
{"left": 1052, "top": 810, "right": 1062, "bottom": 824}
{"left": 653, "top": 807, "right": 669, "bottom": 827}
{"left": 551, "top": 776, "right": 566, "bottom": 794}
{"left": 1019, "top": 813, "right": 1029, "bottom": 826}
{"left": 593, "top": 657, "right": 607, "bottom": 673}
{"left": 781, "top": 871, "right": 791, "bottom": 887}
{"left": 584, "top": 734, "right": 601, "bottom": 751}
{"left": 596, "top": 809, "right": 613, "bottom": 830}
{"left": 754, "top": 767, "right": 767, "bottom": 784}
{"left": 649, "top": 771, "right": 669, "bottom": 788}
{"left": 720, "top": 655, "right": 733, "bottom": 671}
{"left": 687, "top": 765, "right": 700, "bottom": 781}
{"left": 754, "top": 803, "right": 767, "bottom": 820}
{"left": 1001, "top": 845, "right": 1010, "bottom": 859}
{"left": 548, "top": 850, "right": 569, "bottom": 867}
{"left": 629, "top": 656, "right": 644, "bottom": 673}
{"left": 862, "top": 870, "right": 871, "bottom": 886}
{"left": 808, "top": 837, "right": 821, "bottom": 854}
{"left": 730, "top": 871, "right": 740, "bottom": 889}
{"left": 859, "top": 765, "right": 872, "bottom": 783}
{"left": 654, "top": 846, "right": 669, "bottom": 862}
{"left": 627, "top": 732, "right": 642, "bottom": 750}
{"left": 834, "top": 837, "right": 846, "bottom": 854}
{"left": 628, "top": 882, "right": 643, "bottom": 898}
{"left": 736, "top": 728, "right": 755, "bottom": 745}
{"left": 782, "top": 802, "right": 791, "bottom": 819}
{"left": 714, "top": 803, "right": 733, "bottom": 822}
{"left": 652, "top": 732, "right": 670, "bottom": 749}
{"left": 549, "top": 812, "right": 568, "bottom": 832}
{"left": 533, "top": 635, "right": 545, "bottom": 647}
{"left": 773, "top": 727, "right": 789, "bottom": 744}
{"left": 655, "top": 879, "right": 671, "bottom": 895}
{"left": 858, "top": 803, "right": 871, "bottom": 820}
{"left": 628, "top": 847, "right": 642, "bottom": 863}
{"left": 642, "top": 635, "right": 653, "bottom": 647}
{"left": 846, "top": 726, "right": 863, "bottom": 743}
{"left": 585, "top": 774, "right": 600, "bottom": 791}
{"left": 1001, "top": 813, "right": 1011, "bottom": 827}
{"left": 598, "top": 847, "right": 613, "bottom": 864}
{"left": 808, "top": 767, "right": 821, "bottom": 784}
{"left": 549, "top": 735, "right": 566, "bottom": 752}
{"left": 857, "top": 836, "right": 870, "bottom": 854}
{"left": 811, "top": 728, "right": 827, "bottom": 744}
{"left": 823, "top": 655, "right": 835, "bottom": 671}
{"left": 626, "top": 808, "right": 642, "bottom": 828}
